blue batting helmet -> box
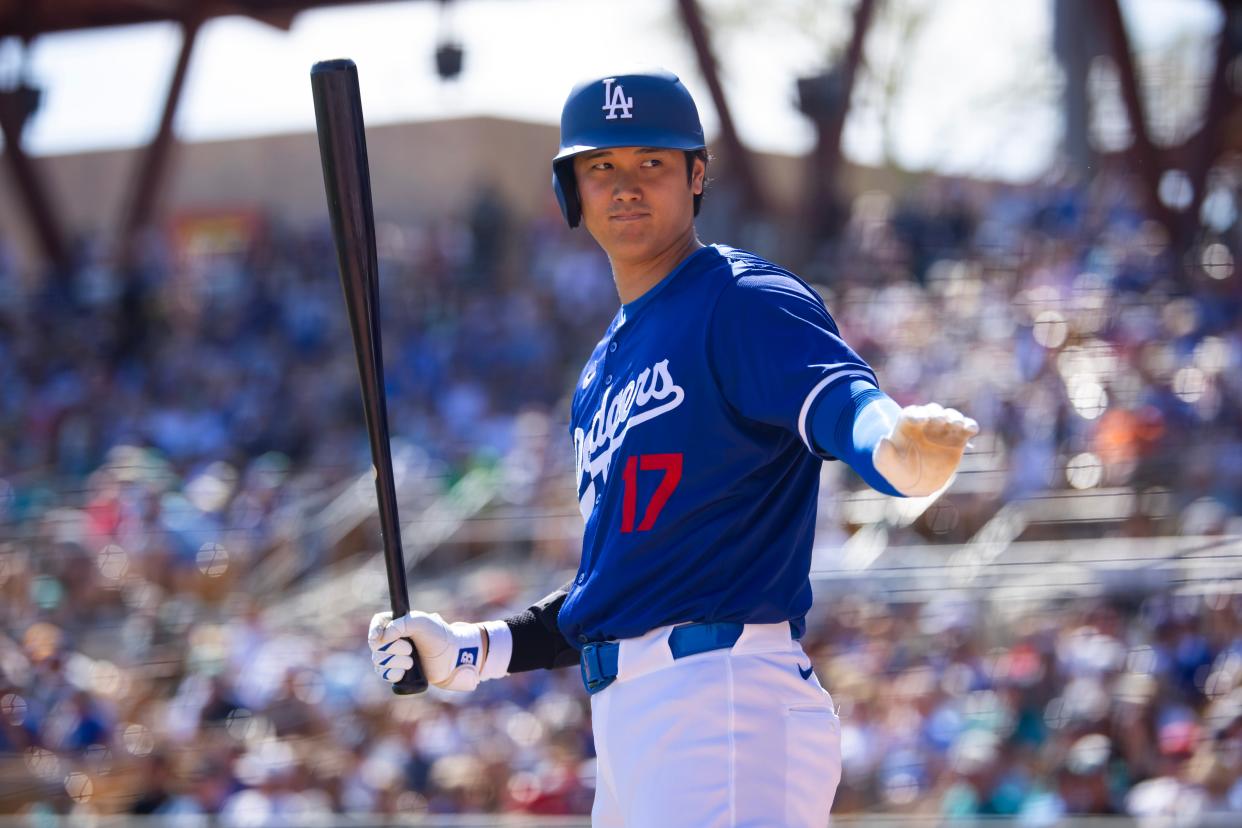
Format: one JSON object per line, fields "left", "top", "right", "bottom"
{"left": 552, "top": 70, "right": 706, "bottom": 229}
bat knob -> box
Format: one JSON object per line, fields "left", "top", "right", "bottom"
{"left": 391, "top": 638, "right": 429, "bottom": 695}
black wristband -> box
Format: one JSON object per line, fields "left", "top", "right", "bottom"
{"left": 504, "top": 584, "right": 579, "bottom": 673}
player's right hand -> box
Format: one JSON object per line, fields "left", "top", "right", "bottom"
{"left": 368, "top": 611, "right": 486, "bottom": 692}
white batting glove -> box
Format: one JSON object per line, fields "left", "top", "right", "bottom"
{"left": 872, "top": 403, "right": 979, "bottom": 497}
{"left": 368, "top": 611, "right": 488, "bottom": 692}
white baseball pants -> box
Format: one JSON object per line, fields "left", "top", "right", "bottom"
{"left": 588, "top": 622, "right": 842, "bottom": 827}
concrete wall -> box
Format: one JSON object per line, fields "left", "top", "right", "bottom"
{"left": 0, "top": 117, "right": 568, "bottom": 269}
{"left": 0, "top": 115, "right": 910, "bottom": 271}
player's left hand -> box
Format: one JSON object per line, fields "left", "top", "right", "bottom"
{"left": 873, "top": 403, "right": 979, "bottom": 497}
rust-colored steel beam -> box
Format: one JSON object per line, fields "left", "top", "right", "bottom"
{"left": 1184, "top": 0, "right": 1241, "bottom": 238}
{"left": 117, "top": 14, "right": 201, "bottom": 267}
{"left": 0, "top": 0, "right": 383, "bottom": 38}
{"left": 1097, "top": 0, "right": 1182, "bottom": 246}
{"left": 807, "top": 0, "right": 876, "bottom": 241}
{"left": 0, "top": 82, "right": 68, "bottom": 269}
{"left": 676, "top": 0, "right": 765, "bottom": 216}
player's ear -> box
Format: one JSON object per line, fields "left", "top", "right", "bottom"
{"left": 691, "top": 155, "right": 706, "bottom": 196}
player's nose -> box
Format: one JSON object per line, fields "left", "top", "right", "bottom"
{"left": 611, "top": 171, "right": 642, "bottom": 201}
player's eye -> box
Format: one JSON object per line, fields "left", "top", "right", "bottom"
{"left": 641, "top": 159, "right": 662, "bottom": 167}
{"left": 591, "top": 162, "right": 613, "bottom": 171}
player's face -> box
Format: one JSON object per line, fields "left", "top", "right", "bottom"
{"left": 573, "top": 147, "right": 705, "bottom": 263}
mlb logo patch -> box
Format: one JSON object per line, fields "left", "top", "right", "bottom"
{"left": 456, "top": 647, "right": 479, "bottom": 668}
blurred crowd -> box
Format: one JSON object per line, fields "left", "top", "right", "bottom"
{"left": 1, "top": 166, "right": 1241, "bottom": 821}
{"left": 4, "top": 565, "right": 1242, "bottom": 822}
{"left": 821, "top": 173, "right": 1242, "bottom": 534}
{"left": 806, "top": 589, "right": 1242, "bottom": 821}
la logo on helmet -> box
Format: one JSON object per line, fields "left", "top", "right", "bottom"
{"left": 602, "top": 79, "right": 634, "bottom": 120}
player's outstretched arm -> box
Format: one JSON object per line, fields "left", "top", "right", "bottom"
{"left": 810, "top": 379, "right": 978, "bottom": 498}
{"left": 872, "top": 402, "right": 978, "bottom": 497}
{"left": 369, "top": 611, "right": 511, "bottom": 692}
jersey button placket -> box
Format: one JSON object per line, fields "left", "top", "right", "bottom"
{"left": 604, "top": 336, "right": 618, "bottom": 385}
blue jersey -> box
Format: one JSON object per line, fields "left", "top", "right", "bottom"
{"left": 558, "top": 245, "right": 877, "bottom": 646}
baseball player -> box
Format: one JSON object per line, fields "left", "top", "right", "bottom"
{"left": 369, "top": 70, "right": 978, "bottom": 826}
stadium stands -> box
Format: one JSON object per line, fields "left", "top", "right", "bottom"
{"left": 1, "top": 171, "right": 1240, "bottom": 820}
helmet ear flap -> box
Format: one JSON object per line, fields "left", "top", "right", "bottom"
{"left": 553, "top": 163, "right": 581, "bottom": 229}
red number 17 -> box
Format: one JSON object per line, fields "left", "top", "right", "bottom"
{"left": 621, "top": 453, "right": 683, "bottom": 533}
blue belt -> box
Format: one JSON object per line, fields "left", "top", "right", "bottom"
{"left": 579, "top": 621, "right": 745, "bottom": 695}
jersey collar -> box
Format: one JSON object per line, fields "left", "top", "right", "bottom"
{"left": 620, "top": 244, "right": 717, "bottom": 324}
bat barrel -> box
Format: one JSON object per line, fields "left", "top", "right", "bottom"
{"left": 312, "top": 58, "right": 356, "bottom": 75}
{"left": 311, "top": 59, "right": 427, "bottom": 695}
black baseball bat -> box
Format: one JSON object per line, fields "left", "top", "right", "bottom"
{"left": 310, "top": 58, "right": 427, "bottom": 695}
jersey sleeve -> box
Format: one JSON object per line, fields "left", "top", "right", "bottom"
{"left": 707, "top": 271, "right": 876, "bottom": 454}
